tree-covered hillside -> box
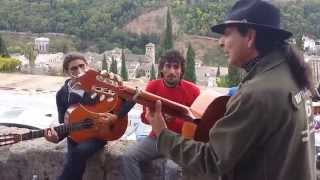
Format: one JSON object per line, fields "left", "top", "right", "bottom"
{"left": 170, "top": 0, "right": 320, "bottom": 41}
{"left": 0, "top": 0, "right": 319, "bottom": 54}
{"left": 0, "top": 0, "right": 162, "bottom": 53}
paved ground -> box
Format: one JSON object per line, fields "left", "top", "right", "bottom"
{"left": 0, "top": 73, "right": 66, "bottom": 92}
{"left": 0, "top": 72, "right": 229, "bottom": 93}
{"left": 0, "top": 73, "right": 148, "bottom": 92}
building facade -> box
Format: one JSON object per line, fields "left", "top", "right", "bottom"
{"left": 35, "top": 37, "right": 50, "bottom": 54}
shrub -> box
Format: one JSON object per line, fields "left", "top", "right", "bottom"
{"left": 0, "top": 57, "right": 21, "bottom": 72}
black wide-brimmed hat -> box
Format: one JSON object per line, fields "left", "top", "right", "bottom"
{"left": 211, "top": 0, "right": 292, "bottom": 40}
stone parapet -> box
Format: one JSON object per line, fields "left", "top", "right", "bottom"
{"left": 0, "top": 126, "right": 215, "bottom": 180}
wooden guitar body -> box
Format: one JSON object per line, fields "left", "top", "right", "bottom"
{"left": 65, "top": 96, "right": 128, "bottom": 143}
{"left": 193, "top": 94, "right": 229, "bottom": 142}
{"left": 77, "top": 70, "right": 231, "bottom": 142}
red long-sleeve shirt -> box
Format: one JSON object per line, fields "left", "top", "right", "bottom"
{"left": 141, "top": 79, "right": 200, "bottom": 137}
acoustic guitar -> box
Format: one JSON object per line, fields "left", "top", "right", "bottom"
{"left": 65, "top": 95, "right": 128, "bottom": 142}
{"left": 77, "top": 69, "right": 230, "bottom": 142}
{"left": 0, "top": 78, "right": 128, "bottom": 146}
{"left": 0, "top": 99, "right": 127, "bottom": 146}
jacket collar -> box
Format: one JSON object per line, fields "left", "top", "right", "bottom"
{"left": 241, "top": 56, "right": 261, "bottom": 73}
{"left": 241, "top": 50, "right": 285, "bottom": 83}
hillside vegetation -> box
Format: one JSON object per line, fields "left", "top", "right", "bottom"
{"left": 0, "top": 0, "right": 319, "bottom": 65}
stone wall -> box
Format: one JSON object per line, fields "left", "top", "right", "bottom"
{"left": 0, "top": 126, "right": 214, "bottom": 180}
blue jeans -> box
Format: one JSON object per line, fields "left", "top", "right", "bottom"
{"left": 57, "top": 138, "right": 106, "bottom": 180}
{"left": 121, "top": 136, "right": 179, "bottom": 180}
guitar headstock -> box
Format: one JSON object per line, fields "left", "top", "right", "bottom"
{"left": 0, "top": 133, "right": 21, "bottom": 146}
{"left": 99, "top": 70, "right": 123, "bottom": 86}
{"left": 77, "top": 69, "right": 123, "bottom": 102}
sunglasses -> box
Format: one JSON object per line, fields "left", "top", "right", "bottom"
{"left": 164, "top": 63, "right": 180, "bottom": 70}
{"left": 69, "top": 64, "right": 86, "bottom": 71}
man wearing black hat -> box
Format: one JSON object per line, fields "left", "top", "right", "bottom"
{"left": 146, "top": 0, "right": 317, "bottom": 179}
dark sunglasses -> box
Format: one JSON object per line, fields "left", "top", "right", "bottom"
{"left": 164, "top": 63, "right": 180, "bottom": 70}
{"left": 69, "top": 64, "right": 86, "bottom": 71}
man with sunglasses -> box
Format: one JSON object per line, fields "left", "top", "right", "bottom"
{"left": 121, "top": 49, "right": 200, "bottom": 180}
{"left": 44, "top": 53, "right": 135, "bottom": 180}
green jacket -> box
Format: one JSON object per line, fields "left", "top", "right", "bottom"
{"left": 157, "top": 50, "right": 316, "bottom": 180}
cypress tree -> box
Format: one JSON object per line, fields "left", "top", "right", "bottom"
{"left": 184, "top": 43, "right": 196, "bottom": 83}
{"left": 216, "top": 65, "right": 221, "bottom": 77}
{"left": 120, "top": 50, "right": 128, "bottom": 81}
{"left": 150, "top": 63, "right": 156, "bottom": 80}
{"left": 109, "top": 56, "right": 118, "bottom": 74}
{"left": 163, "top": 9, "right": 173, "bottom": 51}
{"left": 101, "top": 53, "right": 108, "bottom": 71}
{"left": 24, "top": 43, "right": 37, "bottom": 74}
{"left": 0, "top": 35, "right": 9, "bottom": 57}
{"left": 157, "top": 8, "right": 174, "bottom": 61}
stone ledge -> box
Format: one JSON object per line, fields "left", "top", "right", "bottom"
{"left": 0, "top": 137, "right": 173, "bottom": 180}
{"left": 0, "top": 126, "right": 215, "bottom": 180}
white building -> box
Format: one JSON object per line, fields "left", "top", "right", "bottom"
{"left": 34, "top": 53, "right": 64, "bottom": 72}
{"left": 307, "top": 55, "right": 320, "bottom": 85}
{"left": 101, "top": 43, "right": 156, "bottom": 79}
{"left": 316, "top": 40, "right": 320, "bottom": 54}
{"left": 303, "top": 35, "right": 316, "bottom": 52}
{"left": 35, "top": 37, "right": 50, "bottom": 54}
{"left": 145, "top": 43, "right": 155, "bottom": 64}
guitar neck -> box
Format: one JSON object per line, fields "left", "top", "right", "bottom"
{"left": 79, "top": 70, "right": 198, "bottom": 121}
{"left": 118, "top": 86, "right": 197, "bottom": 121}
{"left": 20, "top": 121, "right": 90, "bottom": 141}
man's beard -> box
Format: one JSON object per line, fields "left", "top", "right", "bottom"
{"left": 164, "top": 77, "right": 179, "bottom": 87}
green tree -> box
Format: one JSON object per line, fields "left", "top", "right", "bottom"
{"left": 101, "top": 53, "right": 108, "bottom": 71}
{"left": 184, "top": 43, "right": 196, "bottom": 83}
{"left": 120, "top": 50, "right": 128, "bottom": 81}
{"left": 150, "top": 63, "right": 156, "bottom": 80}
{"left": 216, "top": 65, "right": 243, "bottom": 87}
{"left": 163, "top": 9, "right": 174, "bottom": 51}
{"left": 157, "top": 8, "right": 174, "bottom": 61}
{"left": 227, "top": 65, "right": 242, "bottom": 87}
{"left": 24, "top": 43, "right": 37, "bottom": 74}
{"left": 280, "top": 3, "right": 306, "bottom": 49}
{"left": 109, "top": 56, "right": 118, "bottom": 74}
{"left": 0, "top": 35, "right": 9, "bottom": 57}
{"left": 216, "top": 65, "right": 221, "bottom": 77}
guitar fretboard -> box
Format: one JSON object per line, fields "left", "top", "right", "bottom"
{"left": 21, "top": 120, "right": 92, "bottom": 141}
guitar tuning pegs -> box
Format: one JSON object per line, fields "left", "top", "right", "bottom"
{"left": 107, "top": 97, "right": 114, "bottom": 102}
{"left": 100, "top": 94, "right": 106, "bottom": 102}
{"left": 100, "top": 70, "right": 107, "bottom": 75}
{"left": 110, "top": 91, "right": 115, "bottom": 96}
{"left": 109, "top": 72, "right": 114, "bottom": 80}
{"left": 115, "top": 75, "right": 122, "bottom": 84}
{"left": 91, "top": 92, "right": 97, "bottom": 99}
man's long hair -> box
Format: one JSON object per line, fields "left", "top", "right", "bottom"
{"left": 158, "top": 49, "right": 185, "bottom": 79}
{"left": 237, "top": 25, "right": 314, "bottom": 92}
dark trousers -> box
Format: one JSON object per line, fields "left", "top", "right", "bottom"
{"left": 57, "top": 138, "right": 106, "bottom": 180}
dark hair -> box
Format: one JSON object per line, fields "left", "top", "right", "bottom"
{"left": 236, "top": 24, "right": 314, "bottom": 92}
{"left": 62, "top": 52, "right": 88, "bottom": 73}
{"left": 158, "top": 49, "right": 185, "bottom": 78}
